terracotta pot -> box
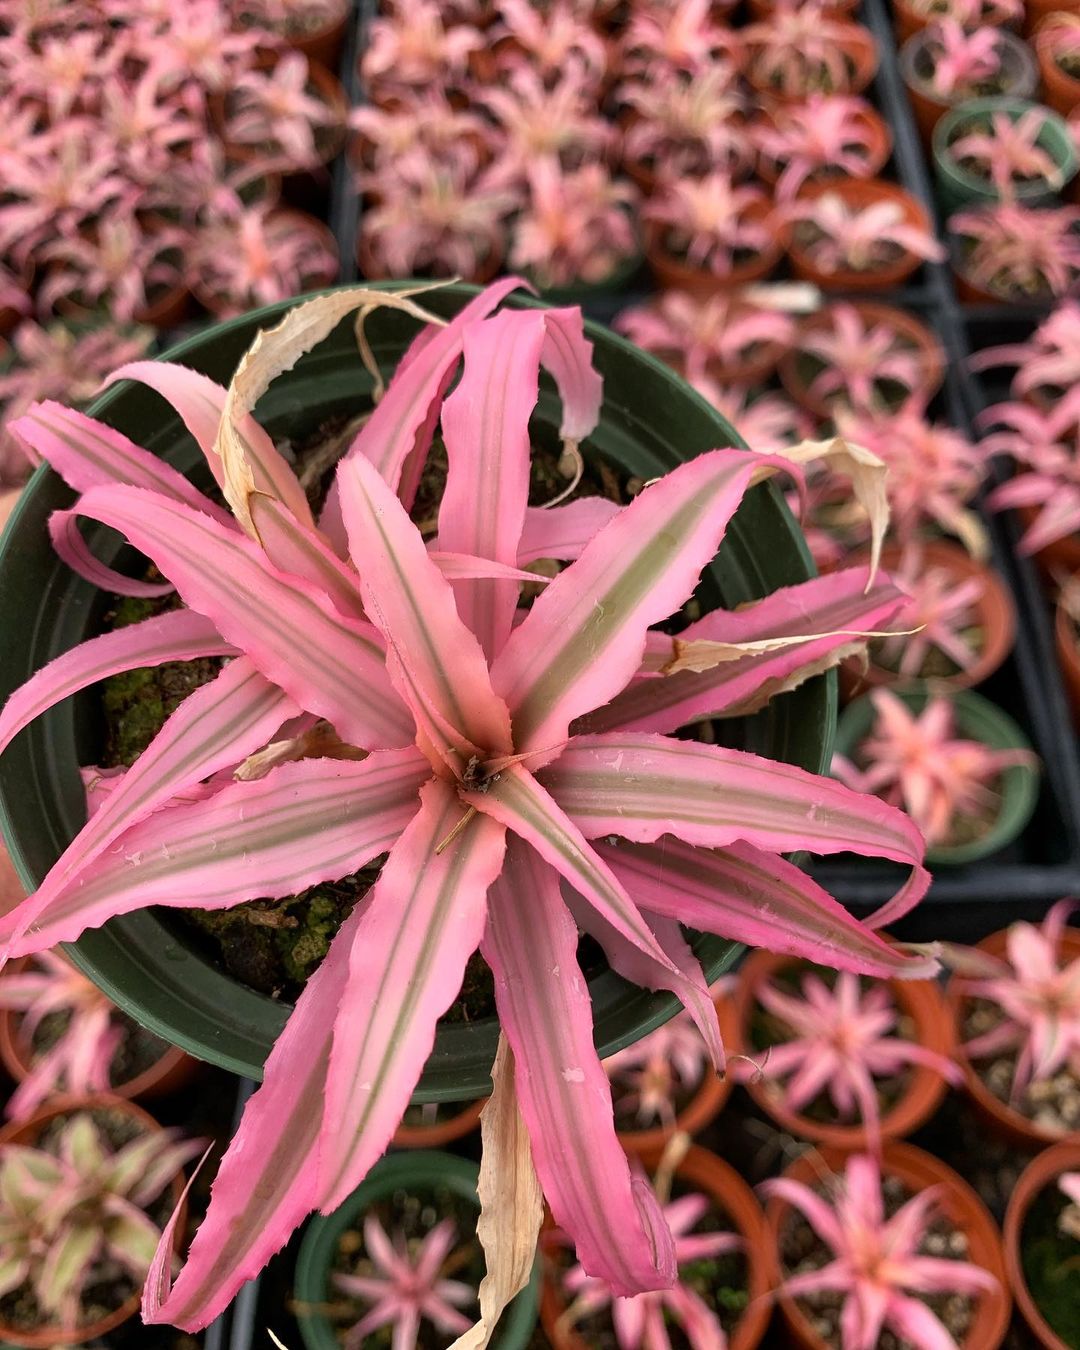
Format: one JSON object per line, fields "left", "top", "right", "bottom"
{"left": 644, "top": 204, "right": 783, "bottom": 296}
{"left": 748, "top": 0, "right": 859, "bottom": 16}
{"left": 835, "top": 539, "right": 1016, "bottom": 694}
{"left": 0, "top": 1094, "right": 187, "bottom": 1347}
{"left": 1018, "top": 501, "right": 1080, "bottom": 579}
{"left": 901, "top": 26, "right": 1039, "bottom": 142}
{"left": 193, "top": 209, "right": 340, "bottom": 317}
{"left": 766, "top": 1141, "right": 1012, "bottom": 1350}
{"left": 779, "top": 300, "right": 945, "bottom": 420}
{"left": 948, "top": 923, "right": 1080, "bottom": 1150}
{"left": 732, "top": 950, "right": 956, "bottom": 1151}
{"left": 284, "top": 4, "right": 348, "bottom": 68}
{"left": 0, "top": 956, "right": 200, "bottom": 1106}
{"left": 1055, "top": 594, "right": 1080, "bottom": 725}
{"left": 895, "top": 0, "right": 1020, "bottom": 40}
{"left": 786, "top": 178, "right": 937, "bottom": 292}
{"left": 756, "top": 103, "right": 892, "bottom": 191}
{"left": 392, "top": 1097, "right": 486, "bottom": 1148}
{"left": 1004, "top": 1140, "right": 1080, "bottom": 1350}
{"left": 541, "top": 1144, "right": 776, "bottom": 1350}
{"left": 615, "top": 998, "right": 739, "bottom": 1157}
{"left": 1036, "top": 15, "right": 1080, "bottom": 115}
{"left": 746, "top": 21, "right": 879, "bottom": 101}
{"left": 1026, "top": 0, "right": 1080, "bottom": 38}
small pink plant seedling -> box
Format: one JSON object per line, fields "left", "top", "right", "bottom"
{"left": 361, "top": 0, "right": 482, "bottom": 90}
{"left": 762, "top": 1152, "right": 998, "bottom": 1348}
{"left": 621, "top": 0, "right": 743, "bottom": 79}
{"left": 619, "top": 67, "right": 751, "bottom": 183}
{"left": 980, "top": 393, "right": 1080, "bottom": 554}
{"left": 604, "top": 1009, "right": 711, "bottom": 1129}
{"left": 645, "top": 173, "right": 774, "bottom": 277}
{"left": 909, "top": 0, "right": 1023, "bottom": 27}
{"left": 480, "top": 65, "right": 613, "bottom": 187}
{"left": 492, "top": 0, "right": 609, "bottom": 90}
{"left": 950, "top": 201, "right": 1080, "bottom": 299}
{"left": 191, "top": 203, "right": 339, "bottom": 316}
{"left": 226, "top": 53, "right": 344, "bottom": 172}
{"left": 874, "top": 551, "right": 988, "bottom": 678}
{"left": 0, "top": 1112, "right": 202, "bottom": 1334}
{"left": 695, "top": 380, "right": 812, "bottom": 454}
{"left": 921, "top": 21, "right": 1004, "bottom": 99}
{"left": 785, "top": 191, "right": 946, "bottom": 276}
{"left": 0, "top": 950, "right": 121, "bottom": 1120}
{"left": 948, "top": 108, "right": 1065, "bottom": 197}
{"left": 349, "top": 93, "right": 493, "bottom": 173}
{"left": 832, "top": 689, "right": 1035, "bottom": 848}
{"left": 744, "top": 1, "right": 868, "bottom": 98}
{"left": 560, "top": 1192, "right": 742, "bottom": 1350}
{"left": 746, "top": 969, "right": 959, "bottom": 1151}
{"left": 797, "top": 304, "right": 931, "bottom": 412}
{"left": 957, "top": 900, "right": 1080, "bottom": 1108}
{"left": 756, "top": 96, "right": 888, "bottom": 202}
{"left": 333, "top": 1214, "right": 475, "bottom": 1350}
{"left": 971, "top": 298, "right": 1080, "bottom": 402}
{"left": 511, "top": 160, "right": 638, "bottom": 290}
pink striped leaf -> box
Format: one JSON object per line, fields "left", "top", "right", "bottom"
{"left": 538, "top": 307, "right": 603, "bottom": 444}
{"left": 482, "top": 837, "right": 676, "bottom": 1297}
{"left": 318, "top": 779, "right": 506, "bottom": 1209}
{"left": 49, "top": 509, "right": 175, "bottom": 598}
{"left": 338, "top": 452, "right": 512, "bottom": 770}
{"left": 66, "top": 485, "right": 414, "bottom": 750}
{"left": 438, "top": 310, "right": 547, "bottom": 658}
{"left": 429, "top": 553, "right": 551, "bottom": 586}
{"left": 245, "top": 496, "right": 368, "bottom": 623}
{"left": 145, "top": 900, "right": 369, "bottom": 1331}
{"left": 540, "top": 733, "right": 930, "bottom": 920}
{"left": 516, "top": 499, "right": 621, "bottom": 565}
{"left": 491, "top": 450, "right": 794, "bottom": 761}
{"left": 5, "top": 751, "right": 427, "bottom": 954}
{"left": 0, "top": 658, "right": 297, "bottom": 956}
{"left": 582, "top": 569, "right": 908, "bottom": 735}
{"left": 595, "top": 838, "right": 937, "bottom": 978}
{"left": 0, "top": 611, "right": 235, "bottom": 757}
{"left": 463, "top": 764, "right": 720, "bottom": 1058}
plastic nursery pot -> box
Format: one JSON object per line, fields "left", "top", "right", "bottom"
{"left": 615, "top": 996, "right": 740, "bottom": 1158}
{"left": 756, "top": 106, "right": 892, "bottom": 193}
{"left": 834, "top": 683, "right": 1039, "bottom": 867}
{"left": 191, "top": 209, "right": 339, "bottom": 317}
{"left": 785, "top": 178, "right": 937, "bottom": 292}
{"left": 745, "top": 21, "right": 879, "bottom": 102}
{"left": 933, "top": 97, "right": 1078, "bottom": 211}
{"left": 778, "top": 301, "right": 945, "bottom": 421}
{"left": 0, "top": 955, "right": 200, "bottom": 1105}
{"left": 894, "top": 0, "right": 1020, "bottom": 41}
{"left": 1003, "top": 1140, "right": 1080, "bottom": 1350}
{"left": 730, "top": 948, "right": 956, "bottom": 1150}
{"left": 541, "top": 1143, "right": 776, "bottom": 1350}
{"left": 643, "top": 204, "right": 784, "bottom": 296}
{"left": 392, "top": 1096, "right": 486, "bottom": 1149}
{"left": 294, "top": 1150, "right": 539, "bottom": 1350}
{"left": 1054, "top": 593, "right": 1080, "bottom": 726}
{"left": 900, "top": 27, "right": 1039, "bottom": 142}
{"left": 765, "top": 1141, "right": 1012, "bottom": 1350}
{"left": 0, "top": 1093, "right": 187, "bottom": 1348}
{"left": 0, "top": 282, "right": 835, "bottom": 1098}
{"left": 838, "top": 539, "right": 1016, "bottom": 694}
{"left": 947, "top": 924, "right": 1080, "bottom": 1150}
{"left": 1037, "top": 15, "right": 1080, "bottom": 115}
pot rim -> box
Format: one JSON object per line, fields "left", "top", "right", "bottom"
{"left": 1003, "top": 1138, "right": 1080, "bottom": 1350}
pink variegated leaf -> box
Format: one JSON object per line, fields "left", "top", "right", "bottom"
{"left": 539, "top": 307, "right": 603, "bottom": 445}
{"left": 492, "top": 450, "right": 795, "bottom": 761}
{"left": 0, "top": 658, "right": 297, "bottom": 956}
{"left": 6, "top": 751, "right": 427, "bottom": 954}
{"left": 0, "top": 611, "right": 235, "bottom": 757}
{"left": 438, "top": 310, "right": 547, "bottom": 658}
{"left": 516, "top": 499, "right": 621, "bottom": 565}
{"left": 429, "top": 554, "right": 551, "bottom": 586}
{"left": 9, "top": 402, "right": 234, "bottom": 528}
{"left": 338, "top": 452, "right": 513, "bottom": 769}
{"left": 482, "top": 837, "right": 676, "bottom": 1297}
{"left": 146, "top": 902, "right": 369, "bottom": 1331}
{"left": 245, "top": 497, "right": 368, "bottom": 623}
{"left": 318, "top": 779, "right": 506, "bottom": 1210}
{"left": 596, "top": 837, "right": 936, "bottom": 978}
{"left": 582, "top": 569, "right": 908, "bottom": 735}
{"left": 66, "top": 485, "right": 414, "bottom": 750}
{"left": 49, "top": 509, "right": 176, "bottom": 598}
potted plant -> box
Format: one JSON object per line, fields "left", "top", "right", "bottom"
{"left": 778, "top": 301, "right": 945, "bottom": 417}
{"left": 392, "top": 1098, "right": 486, "bottom": 1149}
{"left": 901, "top": 21, "right": 1038, "bottom": 141}
{"left": 933, "top": 97, "right": 1077, "bottom": 209}
{"left": 0, "top": 950, "right": 196, "bottom": 1121}
{"left": 541, "top": 1144, "right": 775, "bottom": 1350}
{"left": 743, "top": 4, "right": 879, "bottom": 100}
{"left": 1055, "top": 572, "right": 1080, "bottom": 725}
{"left": 643, "top": 173, "right": 783, "bottom": 294}
{"left": 784, "top": 179, "right": 947, "bottom": 291}
{"left": 488, "top": 0, "right": 609, "bottom": 92}
{"left": 0, "top": 1095, "right": 200, "bottom": 1347}
{"left": 893, "top": 0, "right": 1024, "bottom": 43}
{"left": 696, "top": 380, "right": 815, "bottom": 454}
{"left": 1036, "top": 13, "right": 1080, "bottom": 116}
{"left": 0, "top": 282, "right": 932, "bottom": 1335}
{"left": 228, "top": 0, "right": 351, "bottom": 69}
{"left": 833, "top": 685, "right": 1040, "bottom": 866}
{"left": 949, "top": 199, "right": 1080, "bottom": 299}
{"left": 969, "top": 295, "right": 1080, "bottom": 412}
{"left": 731, "top": 952, "right": 958, "bottom": 1152}
{"left": 754, "top": 94, "right": 893, "bottom": 202}
{"left": 360, "top": 0, "right": 483, "bottom": 96}
{"left": 1004, "top": 1140, "right": 1080, "bottom": 1350}
{"left": 618, "top": 0, "right": 745, "bottom": 80}
{"left": 947, "top": 901, "right": 1080, "bottom": 1148}
{"left": 294, "top": 1149, "right": 538, "bottom": 1350}
{"left": 762, "top": 1146, "right": 1011, "bottom": 1349}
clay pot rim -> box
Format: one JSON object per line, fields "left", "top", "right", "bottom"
{"left": 643, "top": 200, "right": 784, "bottom": 292}
{"left": 392, "top": 1096, "right": 487, "bottom": 1148}
{"left": 746, "top": 21, "right": 880, "bottom": 101}
{"left": 786, "top": 177, "right": 933, "bottom": 290}
{"left": 946, "top": 925, "right": 1080, "bottom": 1148}
{"left": 0, "top": 1093, "right": 187, "bottom": 1347}
{"left": 778, "top": 299, "right": 945, "bottom": 421}
{"left": 765, "top": 1140, "right": 1012, "bottom": 1350}
{"left": 1003, "top": 1139, "right": 1080, "bottom": 1350}
{"left": 901, "top": 23, "right": 1035, "bottom": 103}
{"left": 540, "top": 1143, "right": 776, "bottom": 1350}
{"left": 731, "top": 948, "right": 956, "bottom": 1150}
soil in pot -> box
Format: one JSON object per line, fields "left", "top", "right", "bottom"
{"left": 1038, "top": 18, "right": 1080, "bottom": 118}
{"left": 1018, "top": 1173, "right": 1080, "bottom": 1348}
{"left": 745, "top": 24, "right": 878, "bottom": 100}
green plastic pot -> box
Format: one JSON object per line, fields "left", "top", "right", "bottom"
{"left": 834, "top": 684, "right": 1039, "bottom": 867}
{"left": 932, "top": 97, "right": 1078, "bottom": 211}
{"left": 0, "top": 282, "right": 834, "bottom": 1097}
{"left": 294, "top": 1151, "right": 538, "bottom": 1350}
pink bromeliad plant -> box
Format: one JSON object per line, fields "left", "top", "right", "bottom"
{"left": 619, "top": 67, "right": 752, "bottom": 184}
{"left": 832, "top": 689, "right": 1034, "bottom": 848}
{"left": 492, "top": 0, "right": 609, "bottom": 90}
{"left": 797, "top": 304, "right": 932, "bottom": 413}
{"left": 950, "top": 201, "right": 1080, "bottom": 300}
{"left": 360, "top": 0, "right": 482, "bottom": 92}
{"left": 604, "top": 1009, "right": 711, "bottom": 1130}
{"left": 225, "top": 52, "right": 345, "bottom": 173}
{"left": 755, "top": 96, "right": 889, "bottom": 202}
{"left": 873, "top": 549, "right": 988, "bottom": 679}
{"left": 970, "top": 298, "right": 1080, "bottom": 405}
{"left": 918, "top": 21, "right": 1004, "bottom": 100}
{"left": 479, "top": 65, "right": 613, "bottom": 189}
{"left": 946, "top": 107, "right": 1066, "bottom": 198}
{"left": 0, "top": 282, "right": 932, "bottom": 1336}
{"left": 743, "top": 2, "right": 872, "bottom": 99}
{"left": 744, "top": 968, "right": 959, "bottom": 1150}
{"left": 979, "top": 393, "right": 1080, "bottom": 554}
{"left": 695, "top": 381, "right": 813, "bottom": 455}
{"left": 785, "top": 192, "right": 946, "bottom": 278}
{"left": 620, "top": 0, "right": 743, "bottom": 79}
{"left": 763, "top": 1153, "right": 998, "bottom": 1348}
{"left": 644, "top": 174, "right": 775, "bottom": 278}
{"left": 510, "top": 160, "right": 638, "bottom": 290}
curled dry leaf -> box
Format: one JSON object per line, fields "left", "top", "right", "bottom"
{"left": 664, "top": 624, "right": 919, "bottom": 675}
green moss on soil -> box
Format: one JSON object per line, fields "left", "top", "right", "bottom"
{"left": 1021, "top": 1184, "right": 1080, "bottom": 1348}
